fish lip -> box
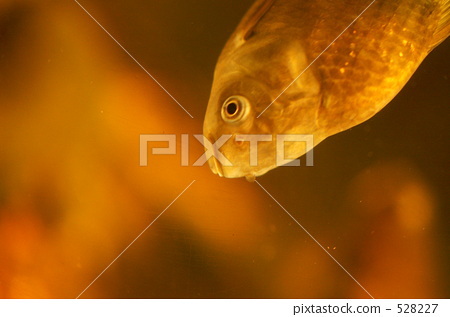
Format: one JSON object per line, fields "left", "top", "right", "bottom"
{"left": 209, "top": 156, "right": 224, "bottom": 177}
{"left": 205, "top": 132, "right": 225, "bottom": 177}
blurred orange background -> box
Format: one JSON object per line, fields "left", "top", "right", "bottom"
{"left": 0, "top": 0, "right": 448, "bottom": 298}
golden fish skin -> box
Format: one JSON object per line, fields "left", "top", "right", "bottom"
{"left": 203, "top": 0, "right": 450, "bottom": 180}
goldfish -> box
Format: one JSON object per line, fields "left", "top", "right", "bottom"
{"left": 203, "top": 0, "right": 449, "bottom": 181}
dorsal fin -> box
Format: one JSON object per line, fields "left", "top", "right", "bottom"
{"left": 223, "top": 0, "right": 276, "bottom": 55}
{"left": 429, "top": 0, "right": 450, "bottom": 51}
{"left": 239, "top": 0, "right": 276, "bottom": 41}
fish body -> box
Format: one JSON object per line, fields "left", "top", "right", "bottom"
{"left": 203, "top": 0, "right": 450, "bottom": 180}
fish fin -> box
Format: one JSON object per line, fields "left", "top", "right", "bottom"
{"left": 238, "top": 0, "right": 276, "bottom": 41}
{"left": 429, "top": 0, "right": 450, "bottom": 51}
{"left": 219, "top": 0, "right": 276, "bottom": 62}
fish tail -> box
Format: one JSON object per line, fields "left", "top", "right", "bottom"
{"left": 429, "top": 0, "right": 450, "bottom": 50}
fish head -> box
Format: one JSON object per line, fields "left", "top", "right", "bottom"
{"left": 203, "top": 71, "right": 278, "bottom": 180}
{"left": 204, "top": 38, "right": 324, "bottom": 180}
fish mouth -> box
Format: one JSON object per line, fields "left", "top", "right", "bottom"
{"left": 208, "top": 156, "right": 224, "bottom": 177}
{"left": 205, "top": 133, "right": 224, "bottom": 177}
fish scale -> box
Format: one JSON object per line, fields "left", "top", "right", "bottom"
{"left": 203, "top": 0, "right": 449, "bottom": 180}
{"left": 316, "top": 1, "right": 442, "bottom": 133}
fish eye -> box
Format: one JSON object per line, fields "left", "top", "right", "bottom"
{"left": 226, "top": 102, "right": 238, "bottom": 116}
{"left": 221, "top": 96, "right": 249, "bottom": 123}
